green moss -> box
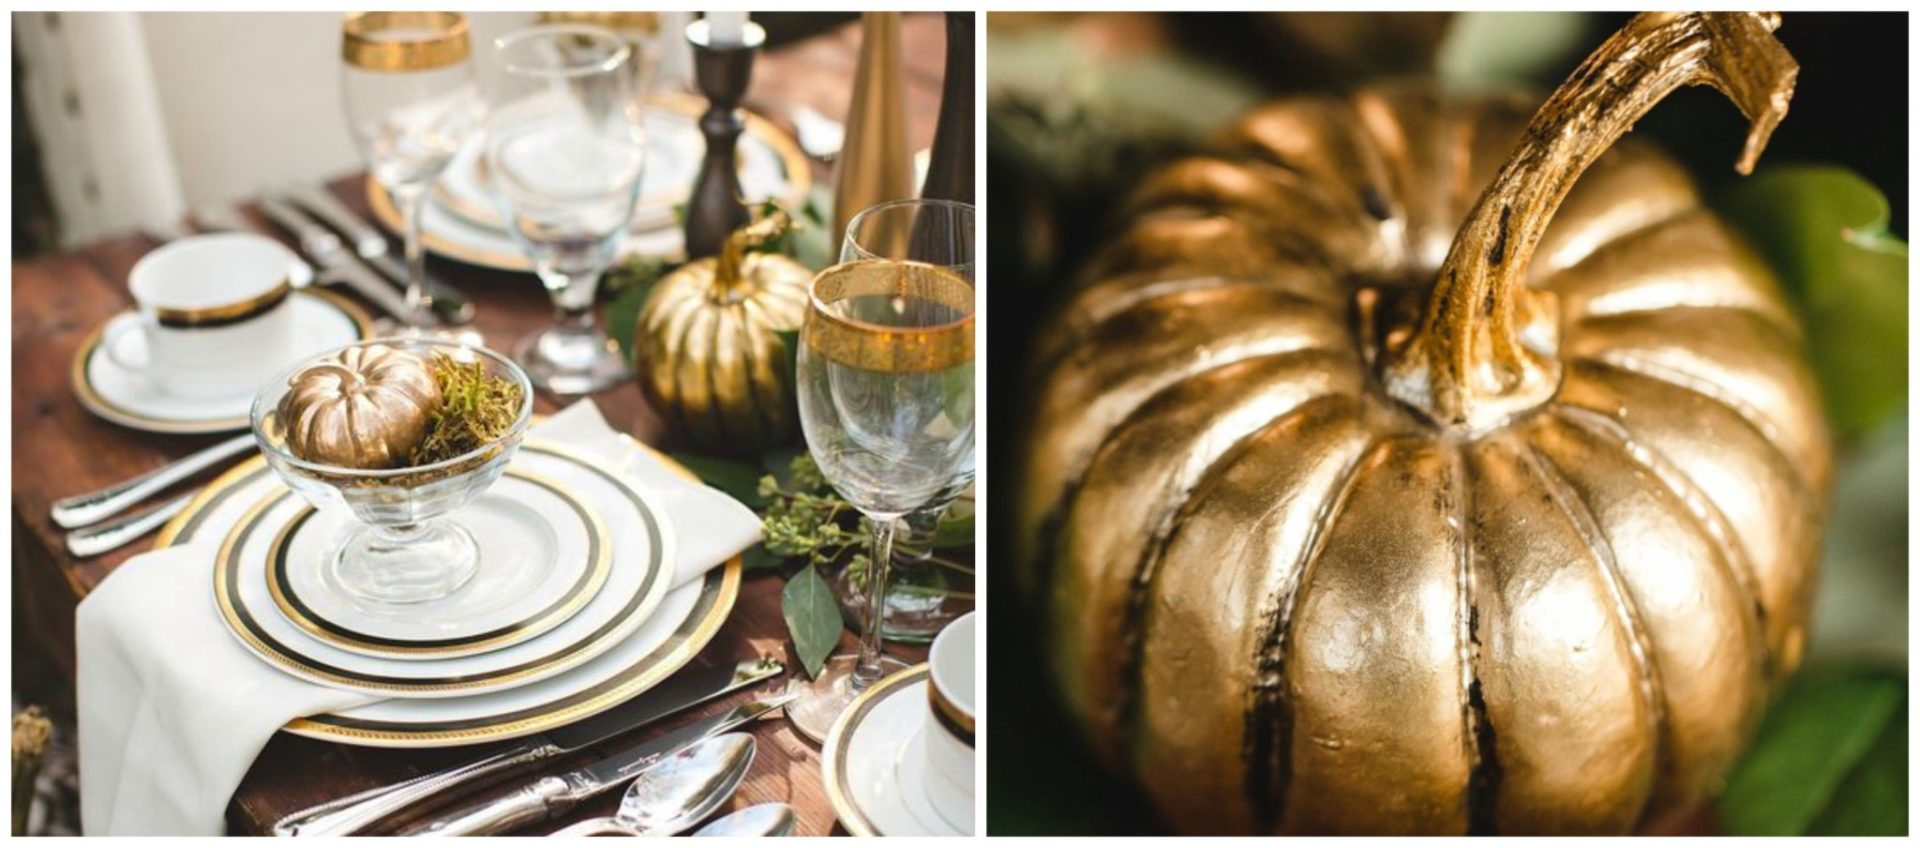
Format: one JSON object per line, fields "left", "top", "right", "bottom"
{"left": 409, "top": 353, "right": 525, "bottom": 467}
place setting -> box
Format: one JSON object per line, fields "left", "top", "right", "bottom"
{"left": 30, "top": 9, "right": 978, "bottom": 838}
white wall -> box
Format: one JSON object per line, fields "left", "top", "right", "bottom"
{"left": 17, "top": 11, "right": 697, "bottom": 247}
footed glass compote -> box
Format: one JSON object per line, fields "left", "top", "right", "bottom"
{"left": 251, "top": 339, "right": 533, "bottom": 606}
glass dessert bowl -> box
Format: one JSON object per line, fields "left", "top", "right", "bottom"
{"left": 250, "top": 338, "right": 534, "bottom": 606}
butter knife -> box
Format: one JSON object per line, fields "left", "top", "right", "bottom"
{"left": 256, "top": 196, "right": 411, "bottom": 320}
{"left": 402, "top": 693, "right": 794, "bottom": 836}
{"left": 272, "top": 658, "right": 784, "bottom": 837}
{"left": 277, "top": 183, "right": 474, "bottom": 325}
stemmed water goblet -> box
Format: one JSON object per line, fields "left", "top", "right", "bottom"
{"left": 485, "top": 24, "right": 648, "bottom": 395}
{"left": 784, "top": 257, "right": 976, "bottom": 742}
{"left": 340, "top": 12, "right": 480, "bottom": 339}
{"left": 832, "top": 199, "right": 976, "bottom": 642}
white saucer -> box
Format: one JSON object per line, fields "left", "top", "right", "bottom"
{"left": 823, "top": 666, "right": 974, "bottom": 836}
{"left": 212, "top": 440, "right": 674, "bottom": 699}
{"left": 367, "top": 93, "right": 812, "bottom": 271}
{"left": 73, "top": 289, "right": 374, "bottom": 434}
{"left": 269, "top": 469, "right": 613, "bottom": 660}
{"left": 159, "top": 434, "right": 744, "bottom": 748}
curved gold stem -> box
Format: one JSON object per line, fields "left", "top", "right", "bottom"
{"left": 1383, "top": 12, "right": 1798, "bottom": 430}
{"left": 713, "top": 207, "right": 793, "bottom": 302}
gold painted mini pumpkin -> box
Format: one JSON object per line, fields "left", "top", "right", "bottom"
{"left": 279, "top": 344, "right": 440, "bottom": 469}
{"left": 636, "top": 210, "right": 811, "bottom": 453}
{"left": 1016, "top": 13, "right": 1830, "bottom": 835}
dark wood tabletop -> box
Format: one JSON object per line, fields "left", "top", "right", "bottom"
{"left": 10, "top": 14, "right": 962, "bottom": 836}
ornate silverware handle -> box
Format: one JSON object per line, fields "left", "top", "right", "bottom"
{"left": 277, "top": 184, "right": 475, "bottom": 325}
{"left": 65, "top": 491, "right": 196, "bottom": 558}
{"left": 402, "top": 776, "right": 574, "bottom": 837}
{"left": 50, "top": 434, "right": 253, "bottom": 529}
{"left": 272, "top": 741, "right": 559, "bottom": 836}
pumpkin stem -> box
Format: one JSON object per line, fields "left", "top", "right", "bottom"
{"left": 713, "top": 207, "right": 793, "bottom": 301}
{"left": 1382, "top": 12, "right": 1797, "bottom": 430}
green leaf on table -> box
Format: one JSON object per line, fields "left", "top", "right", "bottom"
{"left": 1720, "top": 666, "right": 1907, "bottom": 836}
{"left": 741, "top": 544, "right": 789, "bottom": 573}
{"left": 669, "top": 452, "right": 769, "bottom": 508}
{"left": 1717, "top": 166, "right": 1910, "bottom": 444}
{"left": 781, "top": 563, "right": 843, "bottom": 679}
{"left": 933, "top": 511, "right": 974, "bottom": 550}
{"left": 601, "top": 257, "right": 672, "bottom": 364}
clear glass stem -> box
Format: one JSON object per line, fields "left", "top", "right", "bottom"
{"left": 394, "top": 182, "right": 434, "bottom": 331}
{"left": 894, "top": 506, "right": 940, "bottom": 564}
{"left": 853, "top": 515, "right": 898, "bottom": 689}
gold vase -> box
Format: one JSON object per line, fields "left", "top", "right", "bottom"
{"left": 832, "top": 12, "right": 914, "bottom": 251}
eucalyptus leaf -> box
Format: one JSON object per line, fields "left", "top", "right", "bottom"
{"left": 781, "top": 563, "right": 843, "bottom": 679}
{"left": 742, "top": 544, "right": 788, "bottom": 573}
{"left": 933, "top": 511, "right": 974, "bottom": 549}
{"left": 1720, "top": 666, "right": 1907, "bottom": 836}
{"left": 1717, "top": 166, "right": 1909, "bottom": 444}
{"left": 601, "top": 258, "right": 670, "bottom": 364}
{"left": 669, "top": 452, "right": 769, "bottom": 508}
{"left": 1437, "top": 12, "right": 1593, "bottom": 93}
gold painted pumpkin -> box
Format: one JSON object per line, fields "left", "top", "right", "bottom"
{"left": 280, "top": 344, "right": 440, "bottom": 469}
{"left": 1016, "top": 13, "right": 1830, "bottom": 835}
{"left": 636, "top": 210, "right": 811, "bottom": 453}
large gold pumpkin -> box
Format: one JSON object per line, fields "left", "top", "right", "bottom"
{"left": 636, "top": 210, "right": 811, "bottom": 453}
{"left": 1016, "top": 13, "right": 1831, "bottom": 835}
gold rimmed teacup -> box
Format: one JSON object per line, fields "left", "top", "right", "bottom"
{"left": 342, "top": 11, "right": 471, "bottom": 72}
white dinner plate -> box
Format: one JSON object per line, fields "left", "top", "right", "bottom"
{"left": 822, "top": 665, "right": 974, "bottom": 836}
{"left": 211, "top": 440, "right": 673, "bottom": 699}
{"left": 72, "top": 290, "right": 374, "bottom": 434}
{"left": 267, "top": 468, "right": 613, "bottom": 660}
{"left": 367, "top": 92, "right": 812, "bottom": 271}
{"left": 158, "top": 436, "right": 741, "bottom": 747}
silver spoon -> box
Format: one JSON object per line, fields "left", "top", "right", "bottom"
{"left": 547, "top": 733, "right": 756, "bottom": 837}
{"left": 693, "top": 803, "right": 796, "bottom": 837}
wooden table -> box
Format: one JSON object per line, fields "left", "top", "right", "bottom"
{"left": 11, "top": 14, "right": 959, "bottom": 835}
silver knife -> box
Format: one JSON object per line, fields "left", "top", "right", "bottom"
{"left": 272, "top": 658, "right": 784, "bottom": 837}
{"left": 402, "top": 693, "right": 795, "bottom": 836}
{"left": 256, "top": 195, "right": 412, "bottom": 321}
{"left": 278, "top": 183, "right": 475, "bottom": 324}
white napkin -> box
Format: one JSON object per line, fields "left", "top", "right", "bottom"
{"left": 76, "top": 400, "right": 763, "bottom": 835}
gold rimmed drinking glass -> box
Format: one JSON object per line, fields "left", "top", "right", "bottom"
{"left": 341, "top": 11, "right": 480, "bottom": 338}
{"left": 785, "top": 259, "right": 976, "bottom": 743}
{"left": 835, "top": 199, "right": 976, "bottom": 643}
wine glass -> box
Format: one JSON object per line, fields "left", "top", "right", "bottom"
{"left": 785, "top": 258, "right": 976, "bottom": 742}
{"left": 340, "top": 12, "right": 480, "bottom": 337}
{"left": 834, "top": 199, "right": 976, "bottom": 642}
{"left": 485, "top": 24, "right": 647, "bottom": 395}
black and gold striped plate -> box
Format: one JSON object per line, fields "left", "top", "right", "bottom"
{"left": 157, "top": 436, "right": 741, "bottom": 747}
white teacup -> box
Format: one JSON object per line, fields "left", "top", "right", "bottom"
{"left": 924, "top": 611, "right": 976, "bottom": 828}
{"left": 104, "top": 232, "right": 299, "bottom": 398}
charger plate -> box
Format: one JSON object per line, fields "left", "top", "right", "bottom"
{"left": 156, "top": 436, "right": 742, "bottom": 747}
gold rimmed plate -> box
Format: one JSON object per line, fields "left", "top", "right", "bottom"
{"left": 212, "top": 440, "right": 672, "bottom": 699}
{"left": 367, "top": 92, "right": 812, "bottom": 270}
{"left": 822, "top": 665, "right": 973, "bottom": 836}
{"left": 265, "top": 468, "right": 612, "bottom": 661}
{"left": 158, "top": 436, "right": 742, "bottom": 747}
{"left": 72, "top": 289, "right": 374, "bottom": 434}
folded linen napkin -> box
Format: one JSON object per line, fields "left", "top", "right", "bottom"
{"left": 77, "top": 400, "right": 762, "bottom": 835}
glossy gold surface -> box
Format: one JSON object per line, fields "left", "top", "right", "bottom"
{"left": 1017, "top": 12, "right": 1829, "bottom": 835}
{"left": 803, "top": 260, "right": 975, "bottom": 374}
{"left": 278, "top": 344, "right": 440, "bottom": 469}
{"left": 635, "top": 212, "right": 812, "bottom": 454}
{"left": 340, "top": 12, "right": 470, "bottom": 73}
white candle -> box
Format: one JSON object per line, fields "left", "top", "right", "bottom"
{"left": 707, "top": 12, "right": 747, "bottom": 47}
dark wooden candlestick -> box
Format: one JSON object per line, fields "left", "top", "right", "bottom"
{"left": 919, "top": 11, "right": 974, "bottom": 204}
{"left": 684, "top": 20, "right": 764, "bottom": 259}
